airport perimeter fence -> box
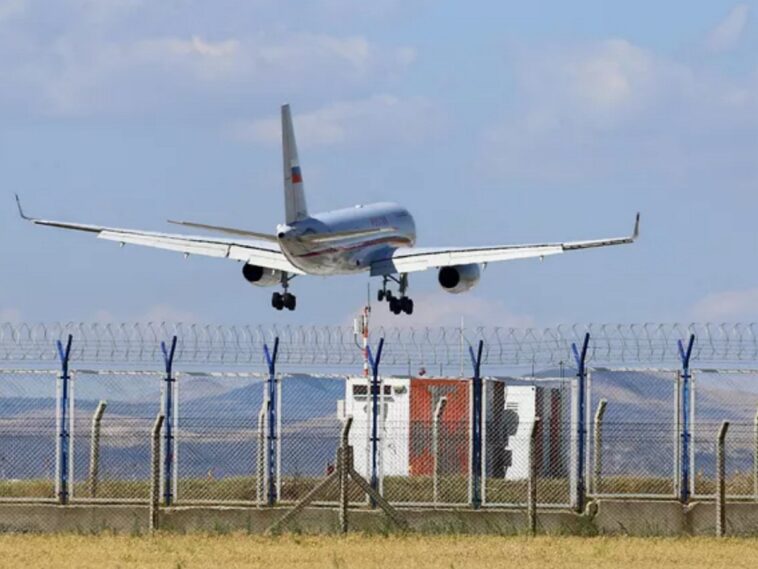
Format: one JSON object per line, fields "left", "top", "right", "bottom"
{"left": 0, "top": 322, "right": 758, "bottom": 528}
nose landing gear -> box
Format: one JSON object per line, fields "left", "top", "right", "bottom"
{"left": 379, "top": 274, "right": 413, "bottom": 315}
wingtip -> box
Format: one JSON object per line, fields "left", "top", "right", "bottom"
{"left": 633, "top": 212, "right": 640, "bottom": 240}
{"left": 14, "top": 193, "right": 31, "bottom": 221}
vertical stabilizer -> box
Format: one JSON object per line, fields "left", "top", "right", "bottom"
{"left": 282, "top": 104, "right": 308, "bottom": 223}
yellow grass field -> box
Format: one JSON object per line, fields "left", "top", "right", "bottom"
{"left": 0, "top": 534, "right": 757, "bottom": 569}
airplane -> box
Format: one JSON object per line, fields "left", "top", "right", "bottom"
{"left": 15, "top": 104, "right": 640, "bottom": 315}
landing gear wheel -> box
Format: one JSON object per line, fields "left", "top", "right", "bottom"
{"left": 283, "top": 292, "right": 296, "bottom": 311}
{"left": 385, "top": 290, "right": 394, "bottom": 302}
{"left": 377, "top": 289, "right": 385, "bottom": 302}
{"left": 400, "top": 297, "right": 414, "bottom": 315}
{"left": 389, "top": 297, "right": 402, "bottom": 315}
{"left": 271, "top": 292, "right": 284, "bottom": 310}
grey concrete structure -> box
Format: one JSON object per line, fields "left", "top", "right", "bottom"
{"left": 1, "top": 500, "right": 758, "bottom": 536}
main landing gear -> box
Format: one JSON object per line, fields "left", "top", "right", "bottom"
{"left": 272, "top": 273, "right": 296, "bottom": 311}
{"left": 378, "top": 274, "right": 414, "bottom": 315}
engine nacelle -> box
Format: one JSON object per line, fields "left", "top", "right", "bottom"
{"left": 242, "top": 264, "right": 283, "bottom": 287}
{"left": 438, "top": 264, "right": 481, "bottom": 294}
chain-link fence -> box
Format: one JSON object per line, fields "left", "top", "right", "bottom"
{"left": 692, "top": 371, "right": 758, "bottom": 499}
{"left": 4, "top": 332, "right": 758, "bottom": 528}
{"left": 588, "top": 369, "right": 679, "bottom": 498}
{"left": 0, "top": 371, "right": 57, "bottom": 501}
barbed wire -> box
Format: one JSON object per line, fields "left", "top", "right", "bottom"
{"left": 2, "top": 322, "right": 757, "bottom": 370}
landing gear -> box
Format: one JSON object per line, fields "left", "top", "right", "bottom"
{"left": 380, "top": 274, "right": 413, "bottom": 315}
{"left": 272, "top": 274, "right": 297, "bottom": 311}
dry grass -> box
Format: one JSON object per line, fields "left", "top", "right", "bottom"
{"left": 0, "top": 534, "right": 757, "bottom": 569}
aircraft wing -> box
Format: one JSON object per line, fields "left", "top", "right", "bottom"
{"left": 15, "top": 195, "right": 304, "bottom": 275}
{"left": 371, "top": 213, "right": 639, "bottom": 275}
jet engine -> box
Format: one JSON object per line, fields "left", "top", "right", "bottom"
{"left": 242, "top": 264, "right": 283, "bottom": 287}
{"left": 438, "top": 264, "right": 481, "bottom": 294}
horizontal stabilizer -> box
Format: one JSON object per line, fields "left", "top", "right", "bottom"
{"left": 167, "top": 220, "right": 279, "bottom": 242}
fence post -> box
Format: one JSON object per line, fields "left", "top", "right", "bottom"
{"left": 592, "top": 399, "right": 607, "bottom": 495}
{"left": 55, "top": 334, "right": 73, "bottom": 505}
{"left": 263, "top": 337, "right": 280, "bottom": 506}
{"left": 339, "top": 417, "right": 353, "bottom": 534}
{"left": 469, "top": 339, "right": 484, "bottom": 510}
{"left": 432, "top": 396, "right": 448, "bottom": 505}
{"left": 677, "top": 334, "right": 695, "bottom": 503}
{"left": 571, "top": 332, "right": 589, "bottom": 512}
{"left": 88, "top": 400, "right": 107, "bottom": 498}
{"left": 256, "top": 401, "right": 266, "bottom": 506}
{"left": 367, "top": 338, "right": 385, "bottom": 507}
{"left": 160, "top": 336, "right": 177, "bottom": 506}
{"left": 528, "top": 417, "right": 540, "bottom": 536}
{"left": 150, "top": 413, "right": 165, "bottom": 533}
{"left": 753, "top": 405, "right": 758, "bottom": 502}
{"left": 716, "top": 420, "right": 730, "bottom": 537}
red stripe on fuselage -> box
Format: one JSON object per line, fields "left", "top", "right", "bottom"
{"left": 297, "top": 235, "right": 413, "bottom": 258}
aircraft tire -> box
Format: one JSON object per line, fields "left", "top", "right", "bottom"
{"left": 389, "top": 297, "right": 401, "bottom": 314}
{"left": 401, "top": 297, "right": 414, "bottom": 315}
{"left": 283, "top": 293, "right": 296, "bottom": 311}
{"left": 272, "top": 292, "right": 284, "bottom": 310}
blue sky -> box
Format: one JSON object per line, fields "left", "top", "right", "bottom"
{"left": 1, "top": 0, "right": 757, "bottom": 328}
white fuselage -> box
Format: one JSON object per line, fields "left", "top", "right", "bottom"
{"left": 276, "top": 202, "right": 416, "bottom": 275}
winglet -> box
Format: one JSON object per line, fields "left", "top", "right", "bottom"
{"left": 14, "top": 194, "right": 32, "bottom": 221}
{"left": 632, "top": 212, "right": 640, "bottom": 240}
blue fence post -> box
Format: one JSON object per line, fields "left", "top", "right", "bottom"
{"left": 571, "top": 332, "right": 590, "bottom": 513}
{"left": 468, "top": 339, "right": 484, "bottom": 510}
{"left": 161, "top": 336, "right": 178, "bottom": 506}
{"left": 263, "top": 337, "right": 280, "bottom": 506}
{"left": 678, "top": 334, "right": 695, "bottom": 503}
{"left": 367, "top": 337, "right": 385, "bottom": 508}
{"left": 55, "top": 334, "right": 73, "bottom": 505}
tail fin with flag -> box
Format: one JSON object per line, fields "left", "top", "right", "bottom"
{"left": 282, "top": 104, "right": 308, "bottom": 224}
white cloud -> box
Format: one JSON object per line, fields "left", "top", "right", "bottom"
{"left": 0, "top": 6, "right": 417, "bottom": 116}
{"left": 346, "top": 291, "right": 535, "bottom": 330}
{"left": 706, "top": 4, "right": 750, "bottom": 53}
{"left": 147, "top": 36, "right": 240, "bottom": 58}
{"left": 482, "top": 38, "right": 758, "bottom": 188}
{"left": 235, "top": 94, "right": 441, "bottom": 148}
{"left": 692, "top": 288, "right": 758, "bottom": 321}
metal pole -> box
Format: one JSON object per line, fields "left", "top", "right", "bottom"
{"left": 754, "top": 406, "right": 758, "bottom": 502}
{"left": 88, "top": 401, "right": 107, "bottom": 498}
{"left": 432, "top": 397, "right": 448, "bottom": 505}
{"left": 468, "top": 339, "right": 484, "bottom": 510}
{"left": 674, "top": 371, "right": 681, "bottom": 499}
{"left": 263, "top": 337, "right": 279, "bottom": 506}
{"left": 677, "top": 334, "right": 695, "bottom": 503}
{"left": 276, "top": 374, "right": 283, "bottom": 500}
{"left": 367, "top": 338, "right": 385, "bottom": 507}
{"left": 150, "top": 414, "right": 165, "bottom": 533}
{"left": 160, "top": 336, "right": 177, "bottom": 506}
{"left": 592, "top": 399, "right": 607, "bottom": 495}
{"left": 340, "top": 417, "right": 353, "bottom": 534}
{"left": 256, "top": 401, "right": 266, "bottom": 506}
{"left": 528, "top": 417, "right": 540, "bottom": 536}
{"left": 55, "top": 334, "right": 73, "bottom": 505}
{"left": 571, "top": 332, "right": 590, "bottom": 512}
{"left": 716, "top": 421, "right": 729, "bottom": 537}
